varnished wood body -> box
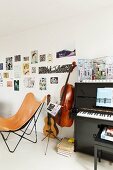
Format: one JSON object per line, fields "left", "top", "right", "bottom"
{"left": 55, "top": 62, "right": 76, "bottom": 127}
{"left": 55, "top": 84, "right": 74, "bottom": 127}
{"left": 43, "top": 94, "right": 59, "bottom": 138}
{"left": 43, "top": 116, "right": 59, "bottom": 138}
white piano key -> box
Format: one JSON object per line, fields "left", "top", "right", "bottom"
{"left": 77, "top": 111, "right": 113, "bottom": 121}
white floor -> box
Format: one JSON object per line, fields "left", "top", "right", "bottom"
{"left": 0, "top": 131, "right": 113, "bottom": 170}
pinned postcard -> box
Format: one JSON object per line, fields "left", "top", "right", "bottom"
{"left": 23, "top": 56, "right": 29, "bottom": 61}
{"left": 39, "top": 54, "right": 46, "bottom": 62}
{"left": 23, "top": 63, "right": 30, "bottom": 75}
{"left": 23, "top": 77, "right": 35, "bottom": 88}
{"left": 6, "top": 57, "right": 13, "bottom": 70}
{"left": 31, "top": 67, "right": 36, "bottom": 73}
{"left": 0, "top": 63, "right": 3, "bottom": 70}
{"left": 31, "top": 50, "right": 38, "bottom": 64}
{"left": 14, "top": 55, "right": 21, "bottom": 62}
{"left": 39, "top": 78, "right": 46, "bottom": 90}
{"left": 14, "top": 65, "right": 21, "bottom": 78}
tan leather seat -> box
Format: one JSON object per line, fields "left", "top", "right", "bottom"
{"left": 0, "top": 92, "right": 46, "bottom": 152}
{"left": 0, "top": 93, "right": 46, "bottom": 131}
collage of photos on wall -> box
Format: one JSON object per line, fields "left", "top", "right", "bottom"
{"left": 78, "top": 56, "right": 113, "bottom": 82}
{"left": 0, "top": 49, "right": 76, "bottom": 91}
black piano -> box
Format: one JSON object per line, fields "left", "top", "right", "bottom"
{"left": 74, "top": 82, "right": 113, "bottom": 161}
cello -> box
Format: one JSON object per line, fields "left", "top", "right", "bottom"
{"left": 55, "top": 61, "right": 77, "bottom": 127}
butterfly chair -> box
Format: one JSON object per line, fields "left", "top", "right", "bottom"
{"left": 0, "top": 93, "right": 46, "bottom": 153}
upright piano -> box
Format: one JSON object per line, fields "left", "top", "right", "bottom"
{"left": 74, "top": 82, "right": 113, "bottom": 161}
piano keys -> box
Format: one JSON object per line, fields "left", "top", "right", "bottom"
{"left": 74, "top": 82, "right": 113, "bottom": 161}
{"left": 77, "top": 109, "right": 113, "bottom": 121}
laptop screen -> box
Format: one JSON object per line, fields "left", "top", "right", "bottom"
{"left": 96, "top": 88, "right": 113, "bottom": 108}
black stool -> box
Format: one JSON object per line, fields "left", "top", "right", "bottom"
{"left": 94, "top": 139, "right": 113, "bottom": 170}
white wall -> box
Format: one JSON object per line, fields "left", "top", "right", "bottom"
{"left": 0, "top": 7, "right": 113, "bottom": 137}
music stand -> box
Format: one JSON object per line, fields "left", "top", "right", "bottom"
{"left": 42, "top": 118, "right": 60, "bottom": 155}
{"left": 42, "top": 94, "right": 61, "bottom": 155}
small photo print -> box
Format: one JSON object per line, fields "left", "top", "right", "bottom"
{"left": 14, "top": 55, "right": 21, "bottom": 62}
{"left": 39, "top": 78, "right": 46, "bottom": 90}
{"left": 0, "top": 63, "right": 3, "bottom": 70}
{"left": 0, "top": 73, "right": 3, "bottom": 86}
{"left": 31, "top": 50, "right": 38, "bottom": 64}
{"left": 7, "top": 81, "right": 13, "bottom": 87}
{"left": 39, "top": 54, "right": 46, "bottom": 62}
{"left": 3, "top": 72, "right": 9, "bottom": 78}
{"left": 31, "top": 67, "right": 36, "bottom": 73}
{"left": 50, "top": 77, "right": 58, "bottom": 84}
{"left": 23, "top": 56, "right": 29, "bottom": 61}
{"left": 6, "top": 57, "right": 13, "bottom": 70}
{"left": 14, "top": 65, "right": 21, "bottom": 78}
{"left": 23, "top": 63, "right": 30, "bottom": 75}
{"left": 23, "top": 77, "right": 35, "bottom": 88}
{"left": 14, "top": 80, "right": 19, "bottom": 91}
{"left": 47, "top": 53, "right": 53, "bottom": 62}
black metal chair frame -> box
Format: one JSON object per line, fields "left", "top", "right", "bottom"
{"left": 0, "top": 102, "right": 44, "bottom": 153}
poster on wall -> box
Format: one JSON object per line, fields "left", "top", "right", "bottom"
{"left": 31, "top": 50, "right": 38, "bottom": 64}
{"left": 14, "top": 65, "right": 21, "bottom": 78}
{"left": 50, "top": 77, "right": 58, "bottom": 84}
{"left": 3, "top": 72, "right": 9, "bottom": 78}
{"left": 38, "top": 64, "right": 72, "bottom": 74}
{"left": 47, "top": 53, "right": 53, "bottom": 62}
{"left": 105, "top": 56, "right": 113, "bottom": 80}
{"left": 39, "top": 78, "right": 46, "bottom": 90}
{"left": 31, "top": 67, "right": 36, "bottom": 73}
{"left": 7, "top": 81, "right": 13, "bottom": 87}
{"left": 84, "top": 59, "right": 92, "bottom": 81}
{"left": 93, "top": 58, "right": 106, "bottom": 80}
{"left": 0, "top": 63, "right": 3, "bottom": 70}
{"left": 0, "top": 73, "right": 3, "bottom": 86}
{"left": 6, "top": 57, "right": 13, "bottom": 70}
{"left": 56, "top": 49, "right": 76, "bottom": 58}
{"left": 14, "top": 55, "right": 21, "bottom": 62}
{"left": 39, "top": 54, "right": 46, "bottom": 62}
{"left": 23, "top": 56, "right": 29, "bottom": 61}
{"left": 23, "top": 77, "right": 35, "bottom": 88}
{"left": 78, "top": 59, "right": 93, "bottom": 82}
{"left": 78, "top": 56, "right": 113, "bottom": 82}
{"left": 23, "top": 63, "right": 30, "bottom": 75}
{"left": 14, "top": 80, "right": 19, "bottom": 91}
{"left": 78, "top": 59, "right": 85, "bottom": 82}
